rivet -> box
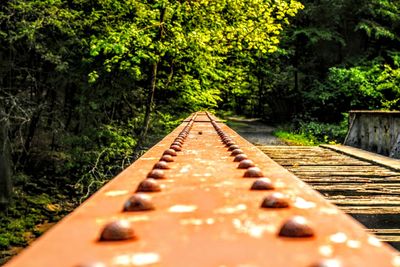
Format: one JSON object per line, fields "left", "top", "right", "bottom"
{"left": 243, "top": 167, "right": 264, "bottom": 177}
{"left": 226, "top": 141, "right": 235, "bottom": 146}
{"left": 238, "top": 159, "right": 256, "bottom": 169}
{"left": 160, "top": 155, "right": 174, "bottom": 162}
{"left": 228, "top": 145, "right": 240, "bottom": 151}
{"left": 222, "top": 138, "right": 231, "bottom": 143}
{"left": 136, "top": 178, "right": 161, "bottom": 192}
{"left": 99, "top": 220, "right": 136, "bottom": 241}
{"left": 251, "top": 178, "right": 274, "bottom": 190}
{"left": 172, "top": 141, "right": 182, "bottom": 146}
{"left": 310, "top": 259, "right": 342, "bottom": 267}
{"left": 153, "top": 161, "right": 169, "bottom": 170}
{"left": 234, "top": 154, "right": 248, "bottom": 162}
{"left": 278, "top": 216, "right": 315, "bottom": 238}
{"left": 231, "top": 149, "right": 244, "bottom": 156}
{"left": 123, "top": 194, "right": 155, "bottom": 212}
{"left": 170, "top": 144, "right": 182, "bottom": 151}
{"left": 163, "top": 149, "right": 177, "bottom": 156}
{"left": 261, "top": 192, "right": 289, "bottom": 208}
{"left": 147, "top": 169, "right": 166, "bottom": 179}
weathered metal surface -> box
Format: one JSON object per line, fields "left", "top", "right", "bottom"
{"left": 344, "top": 110, "right": 400, "bottom": 158}
{"left": 260, "top": 145, "right": 400, "bottom": 250}
{"left": 5, "top": 112, "right": 400, "bottom": 267}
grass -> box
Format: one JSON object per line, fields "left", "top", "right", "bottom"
{"left": 273, "top": 130, "right": 320, "bottom": 146}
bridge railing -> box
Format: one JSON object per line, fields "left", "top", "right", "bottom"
{"left": 4, "top": 112, "right": 399, "bottom": 267}
{"left": 344, "top": 110, "right": 400, "bottom": 159}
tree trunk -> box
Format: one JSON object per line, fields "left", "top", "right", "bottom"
{"left": 20, "top": 108, "right": 42, "bottom": 164}
{"left": 0, "top": 112, "right": 12, "bottom": 210}
{"left": 141, "top": 62, "right": 158, "bottom": 141}
{"left": 136, "top": 7, "right": 166, "bottom": 148}
{"left": 20, "top": 88, "right": 48, "bottom": 164}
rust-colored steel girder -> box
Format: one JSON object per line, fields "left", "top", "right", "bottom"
{"left": 5, "top": 112, "right": 400, "bottom": 267}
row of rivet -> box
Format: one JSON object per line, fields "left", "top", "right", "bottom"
{"left": 210, "top": 119, "right": 339, "bottom": 267}
{"left": 77, "top": 113, "right": 338, "bottom": 267}
{"left": 77, "top": 115, "right": 199, "bottom": 267}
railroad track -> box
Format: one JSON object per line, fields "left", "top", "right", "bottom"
{"left": 4, "top": 113, "right": 399, "bottom": 267}
{"left": 260, "top": 145, "right": 400, "bottom": 250}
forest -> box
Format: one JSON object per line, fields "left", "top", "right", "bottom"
{"left": 0, "top": 0, "right": 399, "bottom": 262}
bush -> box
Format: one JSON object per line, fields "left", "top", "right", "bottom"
{"left": 298, "top": 118, "right": 348, "bottom": 144}
{"left": 275, "top": 114, "right": 348, "bottom": 145}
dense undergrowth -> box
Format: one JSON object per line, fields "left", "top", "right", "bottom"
{"left": 0, "top": 113, "right": 182, "bottom": 264}
{"left": 273, "top": 115, "right": 348, "bottom": 146}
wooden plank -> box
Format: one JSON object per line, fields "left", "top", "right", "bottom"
{"left": 340, "top": 207, "right": 400, "bottom": 214}
{"left": 260, "top": 145, "right": 400, "bottom": 249}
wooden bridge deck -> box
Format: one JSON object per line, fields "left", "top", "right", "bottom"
{"left": 259, "top": 145, "right": 400, "bottom": 249}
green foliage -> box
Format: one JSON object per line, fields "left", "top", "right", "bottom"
{"left": 326, "top": 55, "right": 400, "bottom": 110}
{"left": 274, "top": 130, "right": 318, "bottom": 146}
{"left": 88, "top": 0, "right": 303, "bottom": 111}
{"left": 297, "top": 120, "right": 348, "bottom": 144}
{"left": 275, "top": 114, "right": 348, "bottom": 145}
{"left": 0, "top": 187, "right": 72, "bottom": 251}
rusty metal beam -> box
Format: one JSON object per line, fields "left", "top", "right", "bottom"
{"left": 4, "top": 112, "right": 399, "bottom": 267}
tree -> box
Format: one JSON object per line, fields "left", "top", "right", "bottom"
{"left": 89, "top": 0, "right": 303, "bottom": 142}
{"left": 0, "top": 106, "right": 12, "bottom": 209}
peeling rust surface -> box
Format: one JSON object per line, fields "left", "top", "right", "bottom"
{"left": 5, "top": 112, "right": 399, "bottom": 267}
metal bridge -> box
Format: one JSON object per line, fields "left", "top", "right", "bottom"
{"left": 4, "top": 112, "right": 400, "bottom": 267}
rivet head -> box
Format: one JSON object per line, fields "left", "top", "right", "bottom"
{"left": 238, "top": 159, "right": 256, "bottom": 169}
{"left": 261, "top": 192, "right": 289, "bottom": 208}
{"left": 234, "top": 154, "right": 248, "bottom": 162}
{"left": 278, "top": 216, "right": 315, "bottom": 238}
{"left": 310, "top": 259, "right": 342, "bottom": 267}
{"left": 160, "top": 154, "right": 174, "bottom": 162}
{"left": 163, "top": 149, "right": 177, "bottom": 156}
{"left": 251, "top": 178, "right": 275, "bottom": 190}
{"left": 225, "top": 141, "right": 235, "bottom": 146}
{"left": 99, "top": 220, "right": 136, "bottom": 241}
{"left": 228, "top": 144, "right": 240, "bottom": 151}
{"left": 147, "top": 169, "right": 166, "bottom": 179}
{"left": 136, "top": 178, "right": 161, "bottom": 192}
{"left": 170, "top": 144, "right": 182, "bottom": 151}
{"left": 153, "top": 161, "right": 169, "bottom": 170}
{"left": 231, "top": 149, "right": 244, "bottom": 156}
{"left": 123, "top": 194, "right": 155, "bottom": 212}
{"left": 172, "top": 141, "right": 182, "bottom": 146}
{"left": 243, "top": 167, "right": 264, "bottom": 177}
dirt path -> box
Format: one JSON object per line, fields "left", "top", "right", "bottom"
{"left": 226, "top": 118, "right": 286, "bottom": 146}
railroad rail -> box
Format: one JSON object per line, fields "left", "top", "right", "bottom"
{"left": 4, "top": 112, "right": 400, "bottom": 267}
